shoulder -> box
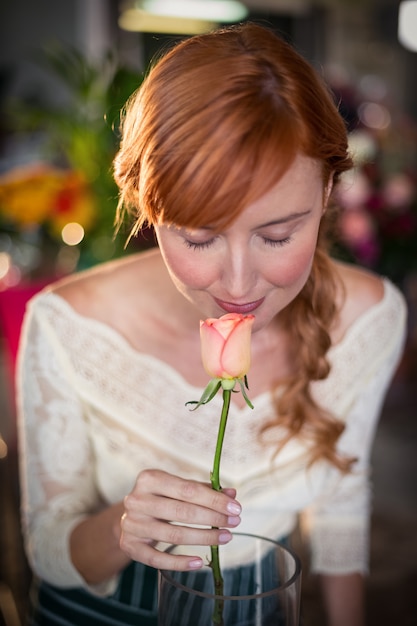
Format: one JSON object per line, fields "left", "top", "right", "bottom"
{"left": 44, "top": 247, "right": 196, "bottom": 352}
{"left": 50, "top": 248, "right": 164, "bottom": 320}
{"left": 330, "top": 260, "right": 405, "bottom": 344}
{"left": 316, "top": 262, "right": 407, "bottom": 410}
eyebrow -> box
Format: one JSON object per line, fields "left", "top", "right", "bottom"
{"left": 257, "top": 210, "right": 312, "bottom": 228}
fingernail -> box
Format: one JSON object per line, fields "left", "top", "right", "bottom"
{"left": 188, "top": 558, "right": 203, "bottom": 569}
{"left": 227, "top": 516, "right": 241, "bottom": 527}
{"left": 227, "top": 501, "right": 241, "bottom": 515}
{"left": 219, "top": 531, "right": 232, "bottom": 544}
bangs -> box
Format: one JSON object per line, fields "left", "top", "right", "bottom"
{"left": 159, "top": 124, "right": 301, "bottom": 231}
{"left": 144, "top": 76, "right": 306, "bottom": 231}
{"left": 114, "top": 22, "right": 352, "bottom": 239}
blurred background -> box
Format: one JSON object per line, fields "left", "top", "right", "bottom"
{"left": 0, "top": 1, "right": 416, "bottom": 625}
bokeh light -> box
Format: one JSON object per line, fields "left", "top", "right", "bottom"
{"left": 61, "top": 222, "right": 85, "bottom": 246}
{"left": 0, "top": 252, "right": 11, "bottom": 280}
{"left": 358, "top": 102, "right": 391, "bottom": 130}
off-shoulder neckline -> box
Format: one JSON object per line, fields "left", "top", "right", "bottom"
{"left": 38, "top": 276, "right": 397, "bottom": 344}
{"left": 29, "top": 278, "right": 402, "bottom": 412}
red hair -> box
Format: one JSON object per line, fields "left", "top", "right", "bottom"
{"left": 114, "top": 23, "right": 354, "bottom": 471}
{"left": 114, "top": 22, "right": 351, "bottom": 232}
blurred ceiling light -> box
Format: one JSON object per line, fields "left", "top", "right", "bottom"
{"left": 140, "top": 0, "right": 248, "bottom": 21}
{"left": 398, "top": 1, "right": 417, "bottom": 51}
{"left": 119, "top": 0, "right": 249, "bottom": 34}
{"left": 119, "top": 9, "right": 215, "bottom": 33}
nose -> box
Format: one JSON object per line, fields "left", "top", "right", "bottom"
{"left": 221, "top": 244, "right": 256, "bottom": 300}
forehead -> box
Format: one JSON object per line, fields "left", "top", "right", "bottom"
{"left": 270, "top": 154, "right": 322, "bottom": 187}
{"left": 225, "top": 155, "right": 324, "bottom": 223}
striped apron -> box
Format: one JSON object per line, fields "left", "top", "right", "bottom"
{"left": 29, "top": 561, "right": 158, "bottom": 625}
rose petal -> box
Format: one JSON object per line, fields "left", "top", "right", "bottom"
{"left": 221, "top": 318, "right": 253, "bottom": 378}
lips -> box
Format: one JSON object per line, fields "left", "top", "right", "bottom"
{"left": 214, "top": 297, "right": 264, "bottom": 314}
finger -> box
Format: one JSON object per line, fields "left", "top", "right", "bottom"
{"left": 119, "top": 521, "right": 210, "bottom": 571}
{"left": 131, "top": 470, "right": 241, "bottom": 516}
{"left": 126, "top": 493, "right": 241, "bottom": 529}
{"left": 123, "top": 517, "right": 234, "bottom": 549}
{"left": 128, "top": 541, "right": 206, "bottom": 572}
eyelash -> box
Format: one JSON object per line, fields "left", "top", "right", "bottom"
{"left": 184, "top": 239, "right": 216, "bottom": 250}
{"left": 262, "top": 236, "right": 292, "bottom": 248}
{"left": 184, "top": 236, "right": 292, "bottom": 250}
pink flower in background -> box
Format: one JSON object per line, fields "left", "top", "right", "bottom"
{"left": 382, "top": 173, "right": 415, "bottom": 212}
{"left": 340, "top": 208, "right": 375, "bottom": 245}
{"left": 339, "top": 208, "right": 380, "bottom": 266}
{"left": 328, "top": 72, "right": 417, "bottom": 283}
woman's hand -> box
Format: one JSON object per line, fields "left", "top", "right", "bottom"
{"left": 119, "top": 469, "right": 241, "bottom": 571}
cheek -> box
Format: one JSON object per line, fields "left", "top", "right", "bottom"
{"left": 268, "top": 240, "right": 316, "bottom": 287}
{"left": 163, "top": 248, "right": 216, "bottom": 289}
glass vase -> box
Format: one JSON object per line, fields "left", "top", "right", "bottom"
{"left": 158, "top": 532, "right": 302, "bottom": 626}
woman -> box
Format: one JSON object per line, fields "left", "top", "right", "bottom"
{"left": 17, "top": 23, "right": 406, "bottom": 625}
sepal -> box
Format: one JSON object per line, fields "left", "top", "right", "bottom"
{"left": 238, "top": 378, "right": 254, "bottom": 409}
{"left": 186, "top": 378, "right": 222, "bottom": 410}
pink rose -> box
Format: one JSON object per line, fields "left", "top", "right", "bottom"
{"left": 200, "top": 313, "right": 254, "bottom": 380}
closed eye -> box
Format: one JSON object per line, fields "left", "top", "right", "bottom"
{"left": 262, "top": 236, "right": 292, "bottom": 247}
{"left": 183, "top": 238, "right": 217, "bottom": 250}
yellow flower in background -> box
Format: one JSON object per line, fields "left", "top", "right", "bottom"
{"left": 0, "top": 164, "right": 96, "bottom": 236}
{"left": 49, "top": 171, "right": 96, "bottom": 236}
{"left": 0, "top": 164, "right": 62, "bottom": 227}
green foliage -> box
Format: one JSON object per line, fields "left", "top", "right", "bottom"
{"left": 9, "top": 44, "right": 143, "bottom": 264}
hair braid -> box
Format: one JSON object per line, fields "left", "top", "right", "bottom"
{"left": 264, "top": 245, "right": 356, "bottom": 472}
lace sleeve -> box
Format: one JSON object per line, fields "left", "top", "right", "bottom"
{"left": 16, "top": 296, "right": 118, "bottom": 594}
{"left": 307, "top": 307, "right": 406, "bottom": 575}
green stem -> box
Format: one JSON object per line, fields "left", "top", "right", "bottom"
{"left": 209, "top": 388, "right": 231, "bottom": 626}
{"left": 211, "top": 389, "right": 231, "bottom": 491}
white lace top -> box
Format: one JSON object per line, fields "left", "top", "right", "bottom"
{"left": 16, "top": 278, "right": 406, "bottom": 594}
